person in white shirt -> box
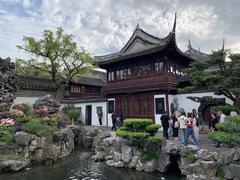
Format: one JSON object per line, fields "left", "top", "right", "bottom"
{"left": 178, "top": 112, "right": 187, "bottom": 144}
{"left": 217, "top": 111, "right": 226, "bottom": 123}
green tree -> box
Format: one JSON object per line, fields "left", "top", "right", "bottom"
{"left": 183, "top": 48, "right": 240, "bottom": 113}
{"left": 17, "top": 27, "right": 95, "bottom": 101}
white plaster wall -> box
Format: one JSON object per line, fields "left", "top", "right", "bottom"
{"left": 74, "top": 102, "right": 107, "bottom": 126}
{"left": 14, "top": 97, "right": 40, "bottom": 106}
{"left": 172, "top": 92, "right": 233, "bottom": 114}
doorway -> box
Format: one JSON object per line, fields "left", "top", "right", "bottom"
{"left": 85, "top": 105, "right": 92, "bottom": 125}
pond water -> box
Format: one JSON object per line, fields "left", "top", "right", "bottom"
{"left": 0, "top": 150, "right": 185, "bottom": 180}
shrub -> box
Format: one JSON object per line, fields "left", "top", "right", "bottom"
{"left": 208, "top": 131, "right": 240, "bottom": 145}
{"left": 147, "top": 136, "right": 164, "bottom": 143}
{"left": 66, "top": 109, "right": 80, "bottom": 120}
{"left": 24, "top": 118, "right": 42, "bottom": 135}
{"left": 116, "top": 129, "right": 129, "bottom": 138}
{"left": 216, "top": 105, "right": 237, "bottom": 115}
{"left": 0, "top": 126, "right": 15, "bottom": 144}
{"left": 124, "top": 119, "right": 153, "bottom": 132}
{"left": 183, "top": 149, "right": 196, "bottom": 161}
{"left": 118, "top": 127, "right": 128, "bottom": 131}
{"left": 140, "top": 151, "right": 158, "bottom": 163}
{"left": 145, "top": 124, "right": 161, "bottom": 135}
{"left": 127, "top": 132, "right": 150, "bottom": 139}
{"left": 209, "top": 115, "right": 240, "bottom": 146}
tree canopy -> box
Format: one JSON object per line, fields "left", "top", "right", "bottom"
{"left": 183, "top": 48, "right": 240, "bottom": 113}
{"left": 17, "top": 27, "right": 96, "bottom": 100}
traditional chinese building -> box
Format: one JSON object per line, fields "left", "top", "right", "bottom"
{"left": 94, "top": 14, "right": 232, "bottom": 126}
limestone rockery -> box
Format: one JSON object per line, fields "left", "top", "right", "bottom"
{"left": 73, "top": 126, "right": 240, "bottom": 180}
{"left": 0, "top": 128, "right": 74, "bottom": 173}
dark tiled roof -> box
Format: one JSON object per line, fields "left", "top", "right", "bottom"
{"left": 184, "top": 43, "right": 211, "bottom": 62}
{"left": 94, "top": 27, "right": 174, "bottom": 65}
{"left": 72, "top": 76, "right": 106, "bottom": 87}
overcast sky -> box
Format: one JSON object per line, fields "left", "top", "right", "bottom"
{"left": 0, "top": 0, "right": 240, "bottom": 60}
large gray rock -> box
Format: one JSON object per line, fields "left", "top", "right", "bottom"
{"left": 14, "top": 132, "right": 31, "bottom": 146}
{"left": 121, "top": 144, "right": 132, "bottom": 163}
{"left": 224, "top": 163, "right": 240, "bottom": 180}
{"left": 157, "top": 152, "right": 170, "bottom": 172}
{"left": 143, "top": 159, "right": 157, "bottom": 172}
{"left": 196, "top": 149, "right": 215, "bottom": 161}
{"left": 0, "top": 159, "right": 30, "bottom": 172}
{"left": 185, "top": 160, "right": 219, "bottom": 177}
{"left": 136, "top": 160, "right": 145, "bottom": 171}
{"left": 33, "top": 95, "right": 61, "bottom": 114}
{"left": 186, "top": 174, "right": 218, "bottom": 180}
{"left": 106, "top": 160, "right": 124, "bottom": 168}
{"left": 128, "top": 155, "right": 139, "bottom": 168}
{"left": 162, "top": 141, "right": 180, "bottom": 155}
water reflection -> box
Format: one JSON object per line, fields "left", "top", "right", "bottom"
{"left": 0, "top": 150, "right": 185, "bottom": 180}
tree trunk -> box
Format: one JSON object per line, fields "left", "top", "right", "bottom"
{"left": 55, "top": 83, "right": 66, "bottom": 101}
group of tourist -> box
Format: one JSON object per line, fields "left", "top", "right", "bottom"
{"left": 160, "top": 109, "right": 227, "bottom": 146}
{"left": 161, "top": 110, "right": 200, "bottom": 146}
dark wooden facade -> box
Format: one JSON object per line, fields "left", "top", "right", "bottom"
{"left": 95, "top": 14, "right": 198, "bottom": 120}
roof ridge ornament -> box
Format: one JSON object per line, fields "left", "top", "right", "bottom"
{"left": 172, "top": 12, "right": 177, "bottom": 33}
{"left": 222, "top": 38, "right": 225, "bottom": 50}
{"left": 188, "top": 39, "right": 192, "bottom": 49}
{"left": 136, "top": 22, "right": 140, "bottom": 29}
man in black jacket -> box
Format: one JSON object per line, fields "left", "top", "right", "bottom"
{"left": 160, "top": 111, "right": 170, "bottom": 139}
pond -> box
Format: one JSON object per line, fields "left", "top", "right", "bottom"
{"left": 0, "top": 150, "right": 185, "bottom": 180}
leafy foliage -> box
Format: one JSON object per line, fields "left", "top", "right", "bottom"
{"left": 116, "top": 118, "right": 163, "bottom": 148}
{"left": 208, "top": 115, "right": 240, "bottom": 146}
{"left": 183, "top": 149, "right": 196, "bottom": 161}
{"left": 147, "top": 136, "right": 164, "bottom": 143}
{"left": 140, "top": 151, "right": 158, "bottom": 163}
{"left": 216, "top": 104, "right": 237, "bottom": 115}
{"left": 216, "top": 166, "right": 225, "bottom": 180}
{"left": 24, "top": 118, "right": 58, "bottom": 136}
{"left": 16, "top": 27, "right": 96, "bottom": 100}
{"left": 0, "top": 126, "right": 15, "bottom": 144}
{"left": 124, "top": 119, "right": 153, "bottom": 132}
{"left": 183, "top": 48, "right": 240, "bottom": 113}
{"left": 145, "top": 124, "right": 161, "bottom": 135}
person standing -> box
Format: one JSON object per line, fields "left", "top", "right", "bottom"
{"left": 217, "top": 111, "right": 226, "bottom": 123}
{"left": 160, "top": 111, "right": 170, "bottom": 139}
{"left": 111, "top": 111, "right": 117, "bottom": 131}
{"left": 97, "top": 109, "right": 103, "bottom": 126}
{"left": 210, "top": 113, "right": 218, "bottom": 132}
{"left": 184, "top": 113, "right": 200, "bottom": 146}
{"left": 192, "top": 113, "right": 199, "bottom": 140}
{"left": 171, "top": 114, "right": 179, "bottom": 140}
{"left": 178, "top": 112, "right": 187, "bottom": 144}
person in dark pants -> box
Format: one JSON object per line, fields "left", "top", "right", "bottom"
{"left": 97, "top": 109, "right": 102, "bottom": 125}
{"left": 111, "top": 111, "right": 117, "bottom": 131}
{"left": 161, "top": 111, "right": 170, "bottom": 139}
{"left": 171, "top": 115, "right": 179, "bottom": 140}
{"left": 119, "top": 113, "right": 124, "bottom": 127}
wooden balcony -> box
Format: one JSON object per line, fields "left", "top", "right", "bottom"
{"left": 103, "top": 73, "right": 179, "bottom": 94}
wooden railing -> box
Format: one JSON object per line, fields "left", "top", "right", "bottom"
{"left": 103, "top": 73, "right": 179, "bottom": 93}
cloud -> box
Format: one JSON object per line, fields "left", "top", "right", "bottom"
{"left": 0, "top": 0, "right": 240, "bottom": 60}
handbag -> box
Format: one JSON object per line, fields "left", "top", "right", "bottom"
{"left": 174, "top": 121, "right": 179, "bottom": 128}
